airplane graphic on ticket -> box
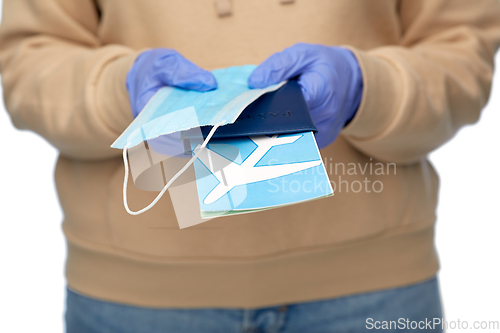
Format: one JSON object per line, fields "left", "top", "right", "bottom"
{"left": 191, "top": 131, "right": 333, "bottom": 218}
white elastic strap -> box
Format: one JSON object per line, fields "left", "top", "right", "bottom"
{"left": 122, "top": 122, "right": 224, "bottom": 216}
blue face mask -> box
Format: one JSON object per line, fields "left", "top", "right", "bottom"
{"left": 112, "top": 65, "right": 285, "bottom": 216}
{"left": 112, "top": 65, "right": 284, "bottom": 150}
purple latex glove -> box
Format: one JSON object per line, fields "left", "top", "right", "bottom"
{"left": 126, "top": 48, "right": 217, "bottom": 156}
{"left": 127, "top": 48, "right": 217, "bottom": 117}
{"left": 248, "top": 43, "right": 363, "bottom": 149}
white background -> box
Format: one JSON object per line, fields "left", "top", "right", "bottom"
{"left": 0, "top": 5, "right": 499, "bottom": 333}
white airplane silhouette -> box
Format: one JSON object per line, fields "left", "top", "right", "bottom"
{"left": 193, "top": 134, "right": 322, "bottom": 204}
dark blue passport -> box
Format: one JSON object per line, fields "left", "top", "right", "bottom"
{"left": 181, "top": 79, "right": 317, "bottom": 140}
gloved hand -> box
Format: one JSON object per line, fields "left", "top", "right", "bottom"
{"left": 126, "top": 48, "right": 217, "bottom": 156}
{"left": 248, "top": 43, "right": 363, "bottom": 149}
{"left": 127, "top": 48, "right": 217, "bottom": 117}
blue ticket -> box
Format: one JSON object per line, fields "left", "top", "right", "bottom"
{"left": 190, "top": 131, "right": 334, "bottom": 218}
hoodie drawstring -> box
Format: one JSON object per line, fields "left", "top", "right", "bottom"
{"left": 215, "top": 0, "right": 232, "bottom": 17}
{"left": 215, "top": 0, "right": 295, "bottom": 17}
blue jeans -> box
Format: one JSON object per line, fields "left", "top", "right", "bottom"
{"left": 66, "top": 277, "right": 443, "bottom": 333}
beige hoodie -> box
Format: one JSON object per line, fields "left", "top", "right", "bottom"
{"left": 1, "top": 0, "right": 499, "bottom": 308}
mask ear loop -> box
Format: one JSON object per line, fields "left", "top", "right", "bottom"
{"left": 122, "top": 121, "right": 224, "bottom": 216}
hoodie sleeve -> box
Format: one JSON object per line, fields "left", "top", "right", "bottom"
{"left": 342, "top": 0, "right": 500, "bottom": 164}
{"left": 0, "top": 0, "right": 139, "bottom": 160}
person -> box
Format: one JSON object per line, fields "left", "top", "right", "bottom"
{"left": 1, "top": 0, "right": 499, "bottom": 332}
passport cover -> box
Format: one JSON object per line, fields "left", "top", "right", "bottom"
{"left": 181, "top": 80, "right": 317, "bottom": 145}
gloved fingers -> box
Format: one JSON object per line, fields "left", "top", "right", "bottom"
{"left": 132, "top": 85, "right": 162, "bottom": 118}
{"left": 154, "top": 50, "right": 217, "bottom": 92}
{"left": 248, "top": 43, "right": 316, "bottom": 89}
{"left": 297, "top": 68, "right": 333, "bottom": 113}
{"left": 127, "top": 49, "right": 218, "bottom": 117}
{"left": 298, "top": 66, "right": 344, "bottom": 143}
